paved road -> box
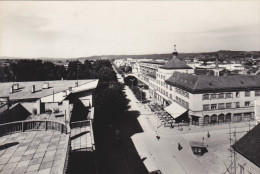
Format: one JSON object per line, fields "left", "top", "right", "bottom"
{"left": 115, "top": 69, "right": 253, "bottom": 174}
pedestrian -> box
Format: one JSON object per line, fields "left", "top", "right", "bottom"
{"left": 156, "top": 132, "right": 160, "bottom": 140}
{"left": 178, "top": 143, "right": 182, "bottom": 151}
{"left": 207, "top": 131, "right": 210, "bottom": 138}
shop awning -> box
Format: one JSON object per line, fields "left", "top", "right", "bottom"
{"left": 164, "top": 102, "right": 187, "bottom": 119}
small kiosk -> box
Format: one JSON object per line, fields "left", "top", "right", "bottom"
{"left": 190, "top": 141, "right": 208, "bottom": 156}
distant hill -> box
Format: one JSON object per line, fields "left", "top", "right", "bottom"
{"left": 1, "top": 50, "right": 260, "bottom": 62}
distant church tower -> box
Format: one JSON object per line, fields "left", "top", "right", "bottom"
{"left": 173, "top": 44, "right": 178, "bottom": 59}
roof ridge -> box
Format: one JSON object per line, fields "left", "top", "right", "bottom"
{"left": 193, "top": 75, "right": 200, "bottom": 90}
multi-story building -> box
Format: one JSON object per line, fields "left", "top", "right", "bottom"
{"left": 142, "top": 46, "right": 194, "bottom": 106}
{"left": 165, "top": 72, "right": 260, "bottom": 126}
{"left": 135, "top": 45, "right": 260, "bottom": 126}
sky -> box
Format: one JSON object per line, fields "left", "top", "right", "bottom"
{"left": 0, "top": 1, "right": 259, "bottom": 58}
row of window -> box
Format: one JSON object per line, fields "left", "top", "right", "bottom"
{"left": 176, "top": 96, "right": 189, "bottom": 109}
{"left": 175, "top": 88, "right": 189, "bottom": 98}
{"left": 156, "top": 73, "right": 165, "bottom": 80}
{"left": 203, "top": 101, "right": 251, "bottom": 111}
{"left": 202, "top": 91, "right": 260, "bottom": 100}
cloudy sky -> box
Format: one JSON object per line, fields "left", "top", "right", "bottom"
{"left": 0, "top": 1, "right": 259, "bottom": 58}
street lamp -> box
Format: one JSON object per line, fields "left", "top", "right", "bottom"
{"left": 130, "top": 78, "right": 135, "bottom": 89}
{"left": 140, "top": 86, "right": 144, "bottom": 104}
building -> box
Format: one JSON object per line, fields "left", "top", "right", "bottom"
{"left": 165, "top": 72, "right": 260, "bottom": 126}
{"left": 133, "top": 45, "right": 260, "bottom": 126}
{"left": 0, "top": 79, "right": 98, "bottom": 124}
{"left": 255, "top": 98, "right": 260, "bottom": 124}
{"left": 139, "top": 45, "right": 194, "bottom": 106}
{"left": 0, "top": 79, "right": 99, "bottom": 173}
{"left": 232, "top": 123, "right": 260, "bottom": 174}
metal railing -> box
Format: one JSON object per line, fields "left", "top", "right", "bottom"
{"left": 70, "top": 120, "right": 91, "bottom": 129}
{"left": 0, "top": 120, "right": 67, "bottom": 136}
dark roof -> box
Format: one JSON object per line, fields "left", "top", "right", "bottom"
{"left": 140, "top": 61, "right": 165, "bottom": 65}
{"left": 232, "top": 124, "right": 260, "bottom": 168}
{"left": 147, "top": 72, "right": 156, "bottom": 79}
{"left": 165, "top": 72, "right": 260, "bottom": 93}
{"left": 160, "top": 58, "right": 192, "bottom": 69}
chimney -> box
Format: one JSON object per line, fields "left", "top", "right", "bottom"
{"left": 63, "top": 90, "right": 67, "bottom": 97}
{"left": 172, "top": 44, "right": 178, "bottom": 59}
{"left": 214, "top": 69, "right": 220, "bottom": 76}
{"left": 13, "top": 83, "right": 19, "bottom": 90}
{"left": 10, "top": 85, "right": 14, "bottom": 94}
{"left": 42, "top": 82, "right": 49, "bottom": 89}
{"left": 216, "top": 54, "right": 219, "bottom": 69}
{"left": 31, "top": 85, "right": 35, "bottom": 93}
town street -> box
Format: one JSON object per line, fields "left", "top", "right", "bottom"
{"left": 115, "top": 71, "right": 253, "bottom": 174}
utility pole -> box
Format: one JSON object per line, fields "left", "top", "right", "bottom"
{"left": 233, "top": 127, "right": 237, "bottom": 174}
{"left": 229, "top": 123, "right": 233, "bottom": 174}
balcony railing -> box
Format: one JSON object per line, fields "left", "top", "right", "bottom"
{"left": 70, "top": 120, "right": 91, "bottom": 128}
{"left": 0, "top": 120, "right": 68, "bottom": 136}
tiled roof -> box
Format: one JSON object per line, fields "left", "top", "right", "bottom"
{"left": 160, "top": 58, "right": 192, "bottom": 69}
{"left": 165, "top": 72, "right": 260, "bottom": 93}
{"left": 232, "top": 124, "right": 260, "bottom": 168}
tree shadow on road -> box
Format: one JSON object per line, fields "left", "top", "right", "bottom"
{"left": 67, "top": 151, "right": 96, "bottom": 174}
{"left": 94, "top": 110, "right": 148, "bottom": 174}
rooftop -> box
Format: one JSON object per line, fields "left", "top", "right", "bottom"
{"left": 232, "top": 123, "right": 260, "bottom": 168}
{"left": 0, "top": 79, "right": 98, "bottom": 101}
{"left": 160, "top": 58, "right": 192, "bottom": 70}
{"left": 0, "top": 130, "right": 68, "bottom": 174}
{"left": 165, "top": 72, "right": 260, "bottom": 93}
{"left": 140, "top": 61, "right": 165, "bottom": 65}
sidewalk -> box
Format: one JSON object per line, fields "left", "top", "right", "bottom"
{"left": 115, "top": 69, "right": 254, "bottom": 174}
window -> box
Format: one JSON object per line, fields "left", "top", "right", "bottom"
{"left": 186, "top": 102, "right": 189, "bottom": 108}
{"left": 211, "top": 104, "right": 217, "bottom": 110}
{"left": 236, "top": 102, "right": 240, "bottom": 108}
{"left": 186, "top": 92, "right": 189, "bottom": 98}
{"left": 226, "top": 103, "right": 232, "bottom": 109}
{"left": 245, "top": 101, "right": 250, "bottom": 107}
{"left": 203, "top": 94, "right": 210, "bottom": 100}
{"left": 218, "top": 103, "right": 225, "bottom": 109}
{"left": 239, "top": 164, "right": 244, "bottom": 174}
{"left": 211, "top": 94, "right": 217, "bottom": 100}
{"left": 226, "top": 93, "right": 232, "bottom": 98}
{"left": 236, "top": 91, "right": 240, "bottom": 98}
{"left": 170, "top": 94, "right": 172, "bottom": 99}
{"left": 203, "top": 104, "right": 209, "bottom": 111}
{"left": 166, "top": 92, "right": 168, "bottom": 97}
{"left": 170, "top": 86, "right": 172, "bottom": 91}
{"left": 255, "top": 90, "right": 260, "bottom": 96}
{"left": 218, "top": 93, "right": 225, "bottom": 99}
{"left": 245, "top": 91, "right": 250, "bottom": 97}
